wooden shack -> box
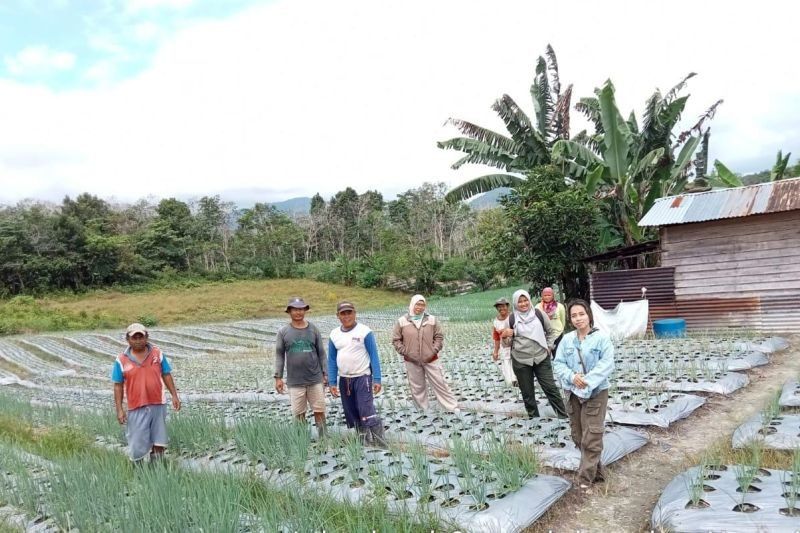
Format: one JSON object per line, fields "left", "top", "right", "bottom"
{"left": 591, "top": 177, "right": 800, "bottom": 333}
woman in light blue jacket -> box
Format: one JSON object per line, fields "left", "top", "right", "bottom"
{"left": 553, "top": 299, "right": 614, "bottom": 492}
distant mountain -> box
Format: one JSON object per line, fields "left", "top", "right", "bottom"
{"left": 467, "top": 188, "right": 511, "bottom": 210}
{"left": 269, "top": 196, "right": 311, "bottom": 214}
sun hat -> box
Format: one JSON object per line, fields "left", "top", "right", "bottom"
{"left": 285, "top": 297, "right": 310, "bottom": 312}
{"left": 494, "top": 297, "right": 510, "bottom": 308}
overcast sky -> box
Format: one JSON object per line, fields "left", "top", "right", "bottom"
{"left": 1, "top": 0, "right": 798, "bottom": 206}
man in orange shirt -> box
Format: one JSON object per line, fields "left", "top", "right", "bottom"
{"left": 112, "top": 323, "right": 181, "bottom": 462}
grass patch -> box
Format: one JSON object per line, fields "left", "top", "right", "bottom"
{"left": 0, "top": 295, "right": 117, "bottom": 336}
{"left": 1, "top": 279, "right": 409, "bottom": 335}
{"left": 685, "top": 439, "right": 794, "bottom": 471}
{"left": 37, "top": 426, "right": 94, "bottom": 458}
{"left": 0, "top": 414, "right": 97, "bottom": 461}
{"left": 0, "top": 392, "right": 121, "bottom": 457}
{"left": 0, "top": 415, "right": 34, "bottom": 444}
{"left": 0, "top": 519, "right": 21, "bottom": 533}
{"left": 428, "top": 286, "right": 525, "bottom": 322}
{"left": 0, "top": 359, "right": 30, "bottom": 379}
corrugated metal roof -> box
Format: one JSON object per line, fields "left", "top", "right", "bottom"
{"left": 639, "top": 176, "right": 800, "bottom": 226}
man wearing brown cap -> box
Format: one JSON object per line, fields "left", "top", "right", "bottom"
{"left": 111, "top": 323, "right": 181, "bottom": 463}
{"left": 275, "top": 297, "right": 327, "bottom": 437}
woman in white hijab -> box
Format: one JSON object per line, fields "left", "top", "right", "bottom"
{"left": 500, "top": 289, "right": 567, "bottom": 418}
{"left": 391, "top": 294, "right": 459, "bottom": 413}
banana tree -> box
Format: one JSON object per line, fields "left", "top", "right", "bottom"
{"left": 707, "top": 149, "right": 793, "bottom": 189}
{"left": 439, "top": 45, "right": 573, "bottom": 202}
{"left": 552, "top": 79, "right": 707, "bottom": 247}
{"left": 771, "top": 150, "right": 793, "bottom": 181}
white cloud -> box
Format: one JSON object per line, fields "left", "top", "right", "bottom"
{"left": 1, "top": 0, "right": 799, "bottom": 205}
{"left": 126, "top": 0, "right": 193, "bottom": 13}
{"left": 4, "top": 45, "right": 76, "bottom": 76}
{"left": 132, "top": 21, "right": 162, "bottom": 42}
{"left": 83, "top": 60, "right": 117, "bottom": 84}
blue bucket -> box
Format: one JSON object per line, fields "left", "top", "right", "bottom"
{"left": 653, "top": 318, "right": 686, "bottom": 338}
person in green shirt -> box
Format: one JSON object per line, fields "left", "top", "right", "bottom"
{"left": 536, "top": 287, "right": 567, "bottom": 354}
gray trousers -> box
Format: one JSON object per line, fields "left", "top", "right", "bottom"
{"left": 566, "top": 388, "right": 608, "bottom": 485}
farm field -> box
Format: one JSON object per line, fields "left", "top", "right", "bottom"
{"left": 0, "top": 289, "right": 796, "bottom": 532}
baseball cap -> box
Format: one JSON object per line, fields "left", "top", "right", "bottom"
{"left": 285, "top": 297, "right": 310, "bottom": 312}
{"left": 494, "top": 297, "right": 510, "bottom": 307}
{"left": 336, "top": 301, "right": 356, "bottom": 313}
{"left": 126, "top": 323, "right": 148, "bottom": 336}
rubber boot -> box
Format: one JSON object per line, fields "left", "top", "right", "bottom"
{"left": 316, "top": 421, "right": 327, "bottom": 440}
{"left": 368, "top": 422, "right": 388, "bottom": 448}
{"left": 357, "top": 426, "right": 370, "bottom": 446}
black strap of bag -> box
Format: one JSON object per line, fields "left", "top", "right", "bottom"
{"left": 574, "top": 327, "right": 600, "bottom": 375}
{"left": 575, "top": 346, "right": 588, "bottom": 375}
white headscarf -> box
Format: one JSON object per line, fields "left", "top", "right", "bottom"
{"left": 408, "top": 294, "right": 426, "bottom": 328}
{"left": 512, "top": 289, "right": 548, "bottom": 348}
{"left": 408, "top": 294, "right": 426, "bottom": 316}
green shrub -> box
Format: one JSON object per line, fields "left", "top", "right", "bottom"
{"left": 437, "top": 257, "right": 470, "bottom": 282}
{"left": 299, "top": 261, "right": 339, "bottom": 284}
{"left": 137, "top": 314, "right": 159, "bottom": 327}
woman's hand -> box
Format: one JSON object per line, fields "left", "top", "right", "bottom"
{"left": 500, "top": 328, "right": 514, "bottom": 339}
{"left": 573, "top": 373, "right": 588, "bottom": 389}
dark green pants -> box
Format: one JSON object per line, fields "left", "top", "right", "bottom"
{"left": 512, "top": 356, "right": 568, "bottom": 418}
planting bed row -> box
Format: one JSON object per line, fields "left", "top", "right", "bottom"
{"left": 0, "top": 340, "right": 83, "bottom": 378}
{"left": 653, "top": 464, "right": 800, "bottom": 531}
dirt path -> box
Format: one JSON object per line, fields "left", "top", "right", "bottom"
{"left": 529, "top": 336, "right": 800, "bottom": 533}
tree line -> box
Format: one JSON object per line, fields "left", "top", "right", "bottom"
{"left": 0, "top": 183, "right": 497, "bottom": 297}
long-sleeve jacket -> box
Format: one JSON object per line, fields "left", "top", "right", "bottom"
{"left": 553, "top": 329, "right": 615, "bottom": 399}
{"left": 327, "top": 323, "right": 382, "bottom": 386}
{"left": 391, "top": 313, "right": 443, "bottom": 365}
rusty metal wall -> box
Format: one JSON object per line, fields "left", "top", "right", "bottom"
{"left": 590, "top": 267, "right": 679, "bottom": 328}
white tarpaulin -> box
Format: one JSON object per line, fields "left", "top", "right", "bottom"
{"left": 590, "top": 299, "right": 649, "bottom": 339}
